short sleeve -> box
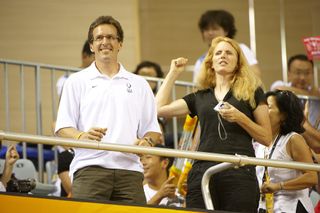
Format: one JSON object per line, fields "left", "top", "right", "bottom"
{"left": 254, "top": 87, "right": 267, "bottom": 108}
{"left": 57, "top": 150, "right": 74, "bottom": 174}
{"left": 183, "top": 93, "right": 197, "bottom": 117}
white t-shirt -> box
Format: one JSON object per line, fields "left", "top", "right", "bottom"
{"left": 0, "top": 181, "right": 6, "bottom": 192}
{"left": 193, "top": 43, "right": 258, "bottom": 82}
{"left": 144, "top": 184, "right": 169, "bottom": 205}
{"left": 55, "top": 62, "right": 161, "bottom": 177}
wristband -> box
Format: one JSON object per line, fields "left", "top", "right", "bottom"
{"left": 75, "top": 132, "right": 85, "bottom": 140}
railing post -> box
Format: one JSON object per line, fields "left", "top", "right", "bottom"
{"left": 201, "top": 162, "right": 235, "bottom": 210}
{"left": 35, "top": 65, "right": 44, "bottom": 182}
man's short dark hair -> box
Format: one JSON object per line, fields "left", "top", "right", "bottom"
{"left": 198, "top": 10, "right": 237, "bottom": 39}
{"left": 88, "top": 16, "right": 124, "bottom": 44}
{"left": 287, "top": 54, "right": 314, "bottom": 71}
{"left": 155, "top": 144, "right": 174, "bottom": 176}
{"left": 134, "top": 61, "right": 164, "bottom": 78}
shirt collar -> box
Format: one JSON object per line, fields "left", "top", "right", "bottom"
{"left": 88, "top": 62, "right": 129, "bottom": 80}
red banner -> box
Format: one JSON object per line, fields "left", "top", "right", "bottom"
{"left": 303, "top": 36, "right": 320, "bottom": 60}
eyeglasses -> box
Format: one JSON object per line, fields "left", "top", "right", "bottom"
{"left": 290, "top": 70, "right": 311, "bottom": 77}
{"left": 93, "top": 34, "right": 119, "bottom": 43}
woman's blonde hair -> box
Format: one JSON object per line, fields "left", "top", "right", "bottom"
{"left": 196, "top": 36, "right": 262, "bottom": 108}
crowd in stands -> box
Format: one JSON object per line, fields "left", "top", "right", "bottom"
{"left": 1, "top": 10, "right": 320, "bottom": 213}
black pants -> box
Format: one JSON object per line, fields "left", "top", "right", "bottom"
{"left": 186, "top": 162, "right": 260, "bottom": 212}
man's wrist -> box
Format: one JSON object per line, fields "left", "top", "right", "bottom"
{"left": 75, "top": 132, "right": 85, "bottom": 140}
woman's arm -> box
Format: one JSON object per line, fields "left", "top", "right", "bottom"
{"left": 59, "top": 171, "right": 72, "bottom": 196}
{"left": 219, "top": 103, "right": 272, "bottom": 146}
{"left": 156, "top": 58, "right": 190, "bottom": 118}
{"left": 262, "top": 134, "right": 317, "bottom": 193}
{"left": 284, "top": 134, "right": 318, "bottom": 190}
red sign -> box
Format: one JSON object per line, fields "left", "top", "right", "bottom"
{"left": 303, "top": 36, "right": 320, "bottom": 60}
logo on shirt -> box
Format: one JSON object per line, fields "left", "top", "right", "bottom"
{"left": 126, "top": 83, "right": 132, "bottom": 93}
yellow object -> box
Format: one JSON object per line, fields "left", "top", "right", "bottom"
{"left": 182, "top": 115, "right": 197, "bottom": 132}
{"left": 0, "top": 193, "right": 204, "bottom": 213}
{"left": 177, "top": 160, "right": 192, "bottom": 196}
{"left": 169, "top": 165, "right": 182, "bottom": 186}
{"left": 264, "top": 169, "right": 274, "bottom": 213}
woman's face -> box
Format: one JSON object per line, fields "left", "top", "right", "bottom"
{"left": 212, "top": 41, "right": 238, "bottom": 75}
{"left": 267, "top": 96, "right": 283, "bottom": 130}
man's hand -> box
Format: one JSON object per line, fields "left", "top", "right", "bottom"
{"left": 156, "top": 176, "right": 176, "bottom": 200}
{"left": 78, "top": 127, "right": 107, "bottom": 141}
{"left": 135, "top": 137, "right": 153, "bottom": 147}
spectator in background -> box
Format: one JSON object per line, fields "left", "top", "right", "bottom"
{"left": 134, "top": 61, "right": 164, "bottom": 94}
{"left": 193, "top": 10, "right": 261, "bottom": 83}
{"left": 270, "top": 54, "right": 319, "bottom": 97}
{"left": 255, "top": 90, "right": 317, "bottom": 212}
{"left": 140, "top": 144, "right": 175, "bottom": 205}
{"left": 80, "top": 40, "right": 95, "bottom": 69}
{"left": 156, "top": 37, "right": 272, "bottom": 211}
{"left": 270, "top": 54, "right": 320, "bottom": 152}
{"left": 55, "top": 15, "right": 161, "bottom": 203}
{"left": 134, "top": 61, "right": 174, "bottom": 147}
{"left": 0, "top": 144, "right": 19, "bottom": 191}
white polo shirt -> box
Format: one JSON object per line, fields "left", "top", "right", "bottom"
{"left": 55, "top": 62, "right": 161, "bottom": 176}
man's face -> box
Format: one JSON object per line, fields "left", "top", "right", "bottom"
{"left": 288, "top": 59, "right": 313, "bottom": 90}
{"left": 136, "top": 67, "right": 158, "bottom": 91}
{"left": 90, "top": 24, "right": 122, "bottom": 63}
{"left": 140, "top": 154, "right": 167, "bottom": 180}
{"left": 202, "top": 24, "right": 227, "bottom": 47}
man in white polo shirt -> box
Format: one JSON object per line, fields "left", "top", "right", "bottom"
{"left": 55, "top": 15, "right": 161, "bottom": 204}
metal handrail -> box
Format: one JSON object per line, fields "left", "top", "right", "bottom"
{"left": 1, "top": 130, "right": 320, "bottom": 172}
{"left": 201, "top": 162, "right": 236, "bottom": 210}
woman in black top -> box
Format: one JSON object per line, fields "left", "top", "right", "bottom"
{"left": 156, "top": 36, "right": 272, "bottom": 212}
